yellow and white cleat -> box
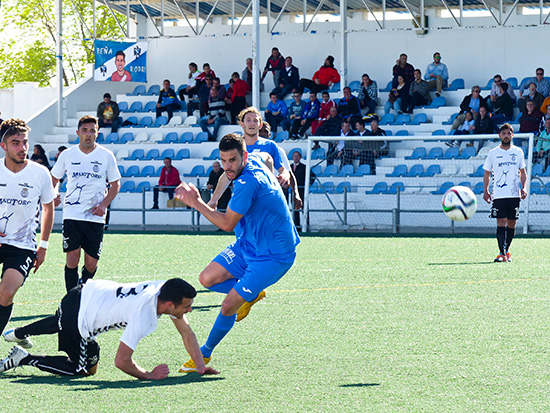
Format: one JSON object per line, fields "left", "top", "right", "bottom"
{"left": 236, "top": 290, "right": 266, "bottom": 322}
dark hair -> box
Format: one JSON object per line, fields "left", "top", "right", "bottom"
{"left": 356, "top": 118, "right": 365, "bottom": 127}
{"left": 115, "top": 50, "right": 125, "bottom": 59}
{"left": 203, "top": 63, "right": 210, "bottom": 68}
{"left": 77, "top": 115, "right": 98, "bottom": 129}
{"left": 322, "top": 91, "right": 330, "bottom": 96}
{"left": 537, "top": 67, "right": 544, "bottom": 74}
{"left": 343, "top": 86, "right": 351, "bottom": 93}
{"left": 499, "top": 123, "right": 513, "bottom": 133}
{"left": 103, "top": 93, "right": 111, "bottom": 99}
{"left": 414, "top": 69, "right": 421, "bottom": 75}
{"left": 494, "top": 74, "right": 502, "bottom": 80}
{"left": 163, "top": 79, "right": 170, "bottom": 84}
{"left": 272, "top": 47, "right": 279, "bottom": 52}
{"left": 400, "top": 53, "right": 407, "bottom": 58}
{"left": 232, "top": 72, "right": 240, "bottom": 79}
{"left": 58, "top": 145, "right": 67, "bottom": 152}
{"left": 238, "top": 106, "right": 262, "bottom": 123}
{"left": 189, "top": 62, "right": 197, "bottom": 69}
{"left": 325, "top": 55, "right": 335, "bottom": 67}
{"left": 219, "top": 133, "right": 246, "bottom": 157}
{"left": 164, "top": 157, "right": 172, "bottom": 162}
{"left": 0, "top": 118, "right": 30, "bottom": 142}
{"left": 269, "top": 92, "right": 277, "bottom": 97}
{"left": 34, "top": 144, "right": 45, "bottom": 155}
{"left": 213, "top": 77, "right": 221, "bottom": 83}
{"left": 362, "top": 73, "right": 369, "bottom": 78}
{"left": 158, "top": 278, "right": 196, "bottom": 304}
{"left": 500, "top": 82, "right": 509, "bottom": 92}
{"left": 433, "top": 52, "right": 441, "bottom": 57}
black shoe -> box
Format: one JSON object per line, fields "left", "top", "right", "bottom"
{"left": 435, "top": 92, "right": 441, "bottom": 97}
{"left": 152, "top": 205, "right": 159, "bottom": 210}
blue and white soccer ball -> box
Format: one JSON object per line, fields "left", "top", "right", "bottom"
{"left": 442, "top": 186, "right": 478, "bottom": 221}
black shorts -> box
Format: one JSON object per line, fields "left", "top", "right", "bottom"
{"left": 0, "top": 244, "right": 36, "bottom": 280}
{"left": 62, "top": 219, "right": 104, "bottom": 260}
{"left": 57, "top": 285, "right": 100, "bottom": 374}
{"left": 490, "top": 197, "right": 521, "bottom": 220}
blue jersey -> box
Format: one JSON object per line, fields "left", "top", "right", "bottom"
{"left": 246, "top": 138, "right": 285, "bottom": 171}
{"left": 228, "top": 154, "right": 300, "bottom": 257}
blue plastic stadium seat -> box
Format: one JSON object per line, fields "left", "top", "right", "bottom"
{"left": 409, "top": 113, "right": 428, "bottom": 125}
{"left": 122, "top": 165, "right": 139, "bottom": 177}
{"left": 473, "top": 182, "right": 484, "bottom": 194}
{"left": 311, "top": 164, "right": 323, "bottom": 176}
{"left": 386, "top": 164, "right": 407, "bottom": 177}
{"left": 185, "top": 165, "right": 205, "bottom": 177}
{"left": 120, "top": 132, "right": 134, "bottom": 143}
{"left": 136, "top": 116, "right": 153, "bottom": 128}
{"left": 532, "top": 163, "right": 544, "bottom": 176}
{"left": 133, "top": 182, "right": 151, "bottom": 193}
{"left": 469, "top": 165, "right": 485, "bottom": 177}
{"left": 336, "top": 181, "right": 352, "bottom": 193}
{"left": 144, "top": 149, "right": 160, "bottom": 161}
{"left": 127, "top": 85, "right": 146, "bottom": 96}
{"left": 506, "top": 77, "right": 518, "bottom": 88}
{"left": 353, "top": 164, "right": 371, "bottom": 176}
{"left": 117, "top": 165, "right": 124, "bottom": 176}
{"left": 120, "top": 181, "right": 136, "bottom": 192}
{"left": 159, "top": 148, "right": 175, "bottom": 160}
{"left": 105, "top": 132, "right": 119, "bottom": 144}
{"left": 129, "top": 102, "right": 142, "bottom": 112}
{"left": 179, "top": 131, "right": 194, "bottom": 143}
{"left": 310, "top": 181, "right": 322, "bottom": 194}
{"left": 405, "top": 147, "right": 427, "bottom": 160}
{"left": 321, "top": 182, "right": 336, "bottom": 193}
{"left": 154, "top": 166, "right": 163, "bottom": 177}
{"left": 125, "top": 116, "right": 138, "bottom": 126}
{"left": 427, "top": 97, "right": 446, "bottom": 109}
{"left": 328, "top": 82, "right": 340, "bottom": 93}
{"left": 203, "top": 148, "right": 220, "bottom": 160}
{"left": 405, "top": 164, "right": 424, "bottom": 177}
{"left": 458, "top": 146, "right": 477, "bottom": 159}
{"left": 137, "top": 165, "right": 155, "bottom": 177}
{"left": 274, "top": 130, "right": 289, "bottom": 142}
{"left": 393, "top": 114, "right": 411, "bottom": 125}
{"left": 126, "top": 149, "right": 145, "bottom": 161}
{"left": 431, "top": 181, "right": 454, "bottom": 195}
{"left": 118, "top": 102, "right": 129, "bottom": 112}
{"left": 320, "top": 164, "right": 338, "bottom": 177}
{"left": 442, "top": 113, "right": 459, "bottom": 125}
{"left": 162, "top": 132, "right": 178, "bottom": 144}
{"left": 457, "top": 181, "right": 472, "bottom": 189}
{"left": 445, "top": 78, "right": 465, "bottom": 91}
{"left": 379, "top": 113, "right": 395, "bottom": 125}
{"left": 193, "top": 131, "right": 209, "bottom": 143}
{"left": 348, "top": 80, "right": 361, "bottom": 92}
{"left": 379, "top": 80, "right": 393, "bottom": 92}
{"left": 140, "top": 101, "right": 156, "bottom": 113}
{"left": 422, "top": 164, "right": 441, "bottom": 177}
{"left": 481, "top": 78, "right": 494, "bottom": 91}
{"left": 154, "top": 116, "right": 168, "bottom": 127}
{"left": 432, "top": 129, "right": 446, "bottom": 136}
{"left": 366, "top": 182, "right": 388, "bottom": 194}
{"left": 386, "top": 182, "right": 405, "bottom": 194}
{"left": 175, "top": 148, "right": 190, "bottom": 160}
{"left": 96, "top": 133, "right": 104, "bottom": 144}
{"left": 338, "top": 164, "right": 354, "bottom": 177}
{"left": 395, "top": 130, "right": 409, "bottom": 136}
{"left": 426, "top": 147, "right": 444, "bottom": 159}
{"left": 530, "top": 181, "right": 543, "bottom": 194}
{"left": 311, "top": 147, "right": 326, "bottom": 160}
{"left": 442, "top": 146, "right": 459, "bottom": 159}
{"left": 287, "top": 148, "right": 302, "bottom": 160}
{"left": 144, "top": 85, "right": 161, "bottom": 96}
{"left": 543, "top": 166, "right": 550, "bottom": 177}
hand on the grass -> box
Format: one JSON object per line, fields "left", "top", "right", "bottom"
{"left": 150, "top": 364, "right": 170, "bottom": 380}
{"left": 197, "top": 366, "right": 219, "bottom": 375}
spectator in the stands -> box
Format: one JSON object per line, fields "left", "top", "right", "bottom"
{"left": 474, "top": 106, "right": 493, "bottom": 136}
{"left": 384, "top": 75, "right": 409, "bottom": 115}
{"left": 188, "top": 75, "right": 213, "bottom": 118}
{"left": 424, "top": 52, "right": 448, "bottom": 97}
{"left": 242, "top": 58, "right": 254, "bottom": 90}
{"left": 156, "top": 79, "right": 180, "bottom": 121}
{"left": 311, "top": 91, "right": 335, "bottom": 135}
{"left": 540, "top": 106, "right": 550, "bottom": 132}
{"left": 487, "top": 74, "right": 516, "bottom": 112}
{"left": 491, "top": 82, "right": 514, "bottom": 130}
{"left": 196, "top": 63, "right": 216, "bottom": 82}
{"left": 207, "top": 161, "right": 232, "bottom": 211}
{"left": 451, "top": 85, "right": 488, "bottom": 130}
{"left": 392, "top": 53, "right": 414, "bottom": 88}
{"left": 96, "top": 93, "right": 120, "bottom": 133}
{"left": 357, "top": 74, "right": 378, "bottom": 114}
{"left": 261, "top": 47, "right": 285, "bottom": 89}
{"left": 518, "top": 82, "right": 544, "bottom": 113}
{"left": 259, "top": 121, "right": 271, "bottom": 139}
{"left": 212, "top": 77, "right": 226, "bottom": 101}
{"left": 453, "top": 111, "right": 475, "bottom": 135}
{"left": 54, "top": 145, "right": 67, "bottom": 162}
{"left": 519, "top": 67, "right": 550, "bottom": 97}
{"left": 534, "top": 118, "right": 550, "bottom": 170}
{"left": 225, "top": 78, "right": 234, "bottom": 108}
{"left": 272, "top": 56, "right": 299, "bottom": 100}
{"left": 281, "top": 92, "right": 305, "bottom": 133}
{"left": 0, "top": 111, "right": 3, "bottom": 124}
{"left": 326, "top": 120, "right": 354, "bottom": 165}
{"left": 342, "top": 119, "right": 369, "bottom": 168}
{"left": 357, "top": 119, "right": 382, "bottom": 175}
{"left": 264, "top": 92, "right": 288, "bottom": 136}
{"left": 297, "top": 55, "right": 340, "bottom": 94}
{"left": 152, "top": 157, "right": 181, "bottom": 209}
{"left": 199, "top": 87, "right": 227, "bottom": 142}
{"left": 406, "top": 69, "right": 431, "bottom": 113}
{"left": 337, "top": 86, "right": 362, "bottom": 125}
{"left": 519, "top": 99, "right": 544, "bottom": 134}
{"left": 178, "top": 62, "right": 201, "bottom": 101}
{"left": 314, "top": 105, "right": 343, "bottom": 137}
{"left": 291, "top": 92, "right": 320, "bottom": 139}
{"left": 369, "top": 117, "right": 388, "bottom": 157}
{"left": 30, "top": 144, "right": 50, "bottom": 169}
{"left": 230, "top": 72, "right": 249, "bottom": 124}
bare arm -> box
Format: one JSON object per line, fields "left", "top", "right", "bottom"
{"left": 207, "top": 172, "right": 231, "bottom": 209}
{"left": 171, "top": 316, "right": 219, "bottom": 375}
{"left": 91, "top": 180, "right": 121, "bottom": 217}
{"left": 520, "top": 168, "right": 527, "bottom": 199}
{"left": 34, "top": 201, "right": 54, "bottom": 273}
{"left": 285, "top": 167, "right": 302, "bottom": 210}
{"left": 483, "top": 170, "right": 492, "bottom": 203}
{"left": 176, "top": 182, "right": 243, "bottom": 232}
{"left": 114, "top": 342, "right": 169, "bottom": 380}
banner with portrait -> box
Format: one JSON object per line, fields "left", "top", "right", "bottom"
{"left": 94, "top": 40, "right": 148, "bottom": 82}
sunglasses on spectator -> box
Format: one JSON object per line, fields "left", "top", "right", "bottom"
{"left": 537, "top": 72, "right": 544, "bottom": 76}
{"left": 473, "top": 90, "right": 480, "bottom": 93}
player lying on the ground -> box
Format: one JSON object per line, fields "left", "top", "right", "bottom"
{"left": 0, "top": 278, "right": 218, "bottom": 379}
{"left": 175, "top": 134, "right": 300, "bottom": 372}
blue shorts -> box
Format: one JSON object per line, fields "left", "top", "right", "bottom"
{"left": 213, "top": 240, "right": 296, "bottom": 302}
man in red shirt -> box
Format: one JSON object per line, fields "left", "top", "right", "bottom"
{"left": 230, "top": 72, "right": 249, "bottom": 124}
{"left": 297, "top": 55, "right": 340, "bottom": 94}
{"left": 152, "top": 157, "right": 181, "bottom": 209}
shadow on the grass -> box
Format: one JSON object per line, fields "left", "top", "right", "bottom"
{"left": 428, "top": 262, "right": 494, "bottom": 266}
{"left": 340, "top": 383, "right": 380, "bottom": 388}
{"left": 5, "top": 373, "right": 225, "bottom": 389}
{"left": 11, "top": 314, "right": 53, "bottom": 322}
{"left": 192, "top": 304, "right": 221, "bottom": 312}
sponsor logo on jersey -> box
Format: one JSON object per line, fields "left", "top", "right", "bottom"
{"left": 93, "top": 165, "right": 100, "bottom": 173}
{"left": 0, "top": 198, "right": 32, "bottom": 206}
{"left": 71, "top": 171, "right": 102, "bottom": 179}
{"left": 0, "top": 183, "right": 6, "bottom": 187}
{"left": 242, "top": 287, "right": 252, "bottom": 293}
{"left": 20, "top": 188, "right": 29, "bottom": 198}
{"left": 510, "top": 153, "right": 517, "bottom": 161}
{"left": 71, "top": 162, "right": 81, "bottom": 165}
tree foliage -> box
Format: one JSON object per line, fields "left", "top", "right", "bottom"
{"left": 0, "top": 0, "right": 126, "bottom": 87}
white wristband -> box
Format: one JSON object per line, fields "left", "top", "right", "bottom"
{"left": 39, "top": 240, "right": 49, "bottom": 249}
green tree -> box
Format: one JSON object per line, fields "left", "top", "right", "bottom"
{"left": 0, "top": 0, "right": 126, "bottom": 88}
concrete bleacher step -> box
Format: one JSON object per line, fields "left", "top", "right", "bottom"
{"left": 66, "top": 118, "right": 79, "bottom": 128}
{"left": 43, "top": 134, "right": 70, "bottom": 144}
{"left": 53, "top": 126, "right": 76, "bottom": 135}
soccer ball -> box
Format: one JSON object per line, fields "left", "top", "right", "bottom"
{"left": 442, "top": 186, "right": 478, "bottom": 221}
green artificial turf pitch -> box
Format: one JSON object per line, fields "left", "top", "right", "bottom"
{"left": 1, "top": 233, "right": 549, "bottom": 411}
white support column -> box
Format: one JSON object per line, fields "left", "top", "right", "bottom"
{"left": 340, "top": 0, "right": 348, "bottom": 88}
{"left": 56, "top": 0, "right": 64, "bottom": 127}
{"left": 252, "top": 0, "right": 260, "bottom": 109}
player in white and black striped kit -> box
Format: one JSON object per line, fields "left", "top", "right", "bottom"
{"left": 0, "top": 278, "right": 219, "bottom": 379}
{"left": 483, "top": 123, "right": 528, "bottom": 262}
{"left": 51, "top": 115, "right": 121, "bottom": 291}
{"left": 0, "top": 119, "right": 55, "bottom": 338}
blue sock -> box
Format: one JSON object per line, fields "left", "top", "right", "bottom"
{"left": 201, "top": 312, "right": 236, "bottom": 358}
{"left": 207, "top": 279, "right": 237, "bottom": 294}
